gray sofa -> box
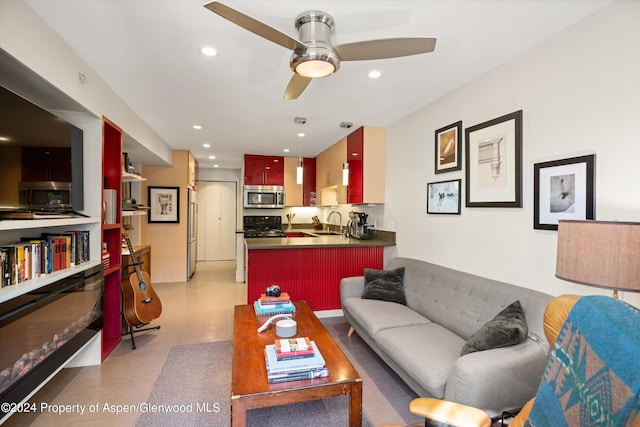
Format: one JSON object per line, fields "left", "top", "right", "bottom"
{"left": 339, "top": 257, "right": 553, "bottom": 417}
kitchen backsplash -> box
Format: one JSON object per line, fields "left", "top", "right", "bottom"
{"left": 243, "top": 203, "right": 390, "bottom": 231}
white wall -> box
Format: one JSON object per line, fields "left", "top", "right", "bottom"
{"left": 385, "top": 0, "right": 640, "bottom": 307}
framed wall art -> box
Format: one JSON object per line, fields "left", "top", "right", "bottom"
{"left": 427, "top": 179, "right": 461, "bottom": 214}
{"left": 533, "top": 154, "right": 595, "bottom": 230}
{"left": 435, "top": 121, "right": 462, "bottom": 174}
{"left": 465, "top": 110, "right": 522, "bottom": 208}
{"left": 148, "top": 186, "right": 180, "bottom": 223}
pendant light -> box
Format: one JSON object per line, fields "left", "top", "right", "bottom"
{"left": 296, "top": 156, "right": 303, "bottom": 185}
{"left": 342, "top": 162, "right": 349, "bottom": 186}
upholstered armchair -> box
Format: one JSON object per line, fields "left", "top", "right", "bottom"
{"left": 405, "top": 294, "right": 640, "bottom": 427}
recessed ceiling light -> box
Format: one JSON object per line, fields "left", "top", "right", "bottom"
{"left": 203, "top": 143, "right": 211, "bottom": 148}
{"left": 368, "top": 70, "right": 382, "bottom": 79}
{"left": 297, "top": 133, "right": 305, "bottom": 138}
{"left": 193, "top": 125, "right": 202, "bottom": 130}
{"left": 213, "top": 164, "right": 219, "bottom": 168}
{"left": 283, "top": 148, "right": 290, "bottom": 153}
{"left": 201, "top": 46, "right": 218, "bottom": 57}
{"left": 0, "top": 136, "right": 10, "bottom": 142}
{"left": 209, "top": 155, "right": 216, "bottom": 160}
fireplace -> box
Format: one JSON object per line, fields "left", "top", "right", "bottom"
{"left": 0, "top": 264, "right": 103, "bottom": 419}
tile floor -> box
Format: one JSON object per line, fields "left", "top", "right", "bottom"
{"left": 4, "top": 261, "right": 247, "bottom": 426}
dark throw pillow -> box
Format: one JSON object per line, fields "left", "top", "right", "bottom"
{"left": 361, "top": 267, "right": 406, "bottom": 305}
{"left": 460, "top": 300, "right": 528, "bottom": 356}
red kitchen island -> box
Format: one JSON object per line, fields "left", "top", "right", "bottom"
{"left": 245, "top": 232, "right": 395, "bottom": 311}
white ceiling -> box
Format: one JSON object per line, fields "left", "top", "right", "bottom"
{"left": 26, "top": 0, "right": 613, "bottom": 169}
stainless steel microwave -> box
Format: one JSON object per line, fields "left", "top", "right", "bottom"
{"left": 18, "top": 181, "right": 73, "bottom": 209}
{"left": 243, "top": 185, "right": 285, "bottom": 209}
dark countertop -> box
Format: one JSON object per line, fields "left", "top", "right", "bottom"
{"left": 245, "top": 229, "right": 395, "bottom": 249}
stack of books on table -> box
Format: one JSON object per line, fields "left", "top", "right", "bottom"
{"left": 264, "top": 337, "right": 329, "bottom": 383}
{"left": 254, "top": 292, "right": 296, "bottom": 316}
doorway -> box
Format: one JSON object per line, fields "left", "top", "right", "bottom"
{"left": 196, "top": 181, "right": 237, "bottom": 261}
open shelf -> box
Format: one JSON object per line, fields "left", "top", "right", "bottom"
{"left": 0, "top": 260, "right": 101, "bottom": 304}
{"left": 122, "top": 172, "right": 146, "bottom": 182}
{"left": 0, "top": 216, "right": 100, "bottom": 231}
{"left": 122, "top": 210, "right": 147, "bottom": 217}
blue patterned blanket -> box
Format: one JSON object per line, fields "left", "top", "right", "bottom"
{"left": 525, "top": 296, "right": 640, "bottom": 426}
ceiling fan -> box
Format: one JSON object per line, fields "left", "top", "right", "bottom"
{"left": 204, "top": 2, "right": 437, "bottom": 100}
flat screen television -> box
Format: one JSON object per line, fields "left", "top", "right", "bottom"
{"left": 0, "top": 84, "right": 83, "bottom": 213}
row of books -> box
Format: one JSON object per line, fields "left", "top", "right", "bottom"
{"left": 254, "top": 292, "right": 296, "bottom": 315}
{"left": 0, "top": 231, "right": 90, "bottom": 287}
{"left": 265, "top": 337, "right": 329, "bottom": 383}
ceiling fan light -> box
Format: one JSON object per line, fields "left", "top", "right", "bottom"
{"left": 290, "top": 46, "right": 340, "bottom": 78}
{"left": 295, "top": 60, "right": 335, "bottom": 78}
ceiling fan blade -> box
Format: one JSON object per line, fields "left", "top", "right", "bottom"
{"left": 284, "top": 74, "right": 312, "bottom": 101}
{"left": 204, "top": 2, "right": 305, "bottom": 51}
{"left": 335, "top": 37, "right": 437, "bottom": 61}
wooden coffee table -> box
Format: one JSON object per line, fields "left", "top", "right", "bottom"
{"left": 231, "top": 300, "right": 362, "bottom": 426}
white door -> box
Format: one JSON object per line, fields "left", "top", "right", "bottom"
{"left": 197, "top": 181, "right": 237, "bottom": 261}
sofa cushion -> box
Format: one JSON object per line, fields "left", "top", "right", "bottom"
{"left": 342, "top": 297, "right": 430, "bottom": 335}
{"left": 375, "top": 323, "right": 466, "bottom": 398}
{"left": 460, "top": 300, "right": 528, "bottom": 356}
{"left": 361, "top": 266, "right": 406, "bottom": 305}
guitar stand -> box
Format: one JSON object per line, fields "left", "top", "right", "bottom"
{"left": 122, "top": 323, "right": 161, "bottom": 350}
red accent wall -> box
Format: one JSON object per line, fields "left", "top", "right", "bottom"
{"left": 247, "top": 246, "right": 383, "bottom": 310}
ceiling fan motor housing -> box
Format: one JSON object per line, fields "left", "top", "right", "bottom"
{"left": 290, "top": 10, "right": 340, "bottom": 77}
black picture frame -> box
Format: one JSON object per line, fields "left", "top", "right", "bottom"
{"left": 427, "top": 179, "right": 462, "bottom": 214}
{"left": 533, "top": 154, "right": 595, "bottom": 230}
{"left": 435, "top": 121, "right": 462, "bottom": 174}
{"left": 148, "top": 186, "right": 180, "bottom": 223}
{"left": 465, "top": 110, "right": 523, "bottom": 208}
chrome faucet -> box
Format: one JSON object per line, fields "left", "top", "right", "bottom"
{"left": 327, "top": 210, "right": 343, "bottom": 235}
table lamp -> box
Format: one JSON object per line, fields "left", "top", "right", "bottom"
{"left": 556, "top": 220, "right": 640, "bottom": 298}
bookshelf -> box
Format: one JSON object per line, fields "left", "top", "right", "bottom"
{"left": 101, "top": 117, "right": 123, "bottom": 361}
{"left": 122, "top": 172, "right": 147, "bottom": 218}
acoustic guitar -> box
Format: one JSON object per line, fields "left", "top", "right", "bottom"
{"left": 121, "top": 230, "right": 162, "bottom": 327}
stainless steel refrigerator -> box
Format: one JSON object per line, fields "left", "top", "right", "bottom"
{"left": 187, "top": 188, "right": 197, "bottom": 279}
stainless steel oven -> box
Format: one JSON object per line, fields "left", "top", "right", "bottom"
{"left": 243, "top": 185, "right": 285, "bottom": 209}
{"left": 243, "top": 215, "right": 286, "bottom": 238}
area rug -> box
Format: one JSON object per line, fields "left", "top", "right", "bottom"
{"left": 135, "top": 341, "right": 232, "bottom": 427}
{"left": 136, "top": 318, "right": 423, "bottom": 426}
{"left": 135, "top": 340, "right": 365, "bottom": 427}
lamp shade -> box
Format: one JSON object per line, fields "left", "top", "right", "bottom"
{"left": 556, "top": 220, "right": 640, "bottom": 293}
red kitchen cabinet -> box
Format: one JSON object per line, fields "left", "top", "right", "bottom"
{"left": 302, "top": 157, "right": 316, "bottom": 206}
{"left": 284, "top": 156, "right": 316, "bottom": 206}
{"left": 345, "top": 126, "right": 385, "bottom": 204}
{"left": 244, "top": 154, "right": 284, "bottom": 186}
{"left": 346, "top": 128, "right": 364, "bottom": 204}
{"left": 21, "top": 147, "right": 72, "bottom": 182}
